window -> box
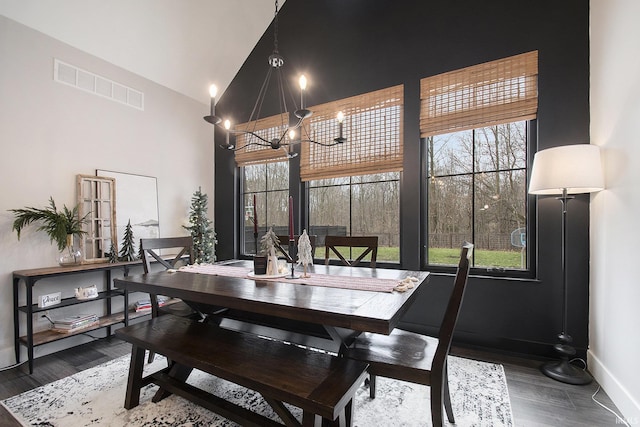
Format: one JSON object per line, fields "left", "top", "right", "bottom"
{"left": 235, "top": 113, "right": 291, "bottom": 256}
{"left": 304, "top": 85, "right": 404, "bottom": 263}
{"left": 426, "top": 122, "right": 528, "bottom": 270}
{"left": 242, "top": 161, "right": 289, "bottom": 255}
{"left": 308, "top": 172, "right": 400, "bottom": 263}
{"left": 421, "top": 51, "right": 538, "bottom": 272}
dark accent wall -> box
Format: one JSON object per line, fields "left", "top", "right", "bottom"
{"left": 215, "top": 0, "right": 590, "bottom": 358}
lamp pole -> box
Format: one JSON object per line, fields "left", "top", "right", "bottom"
{"left": 540, "top": 189, "right": 592, "bottom": 385}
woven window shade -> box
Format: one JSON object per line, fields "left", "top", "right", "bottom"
{"left": 420, "top": 51, "right": 538, "bottom": 137}
{"left": 300, "top": 85, "right": 404, "bottom": 182}
{"left": 234, "top": 113, "right": 291, "bottom": 166}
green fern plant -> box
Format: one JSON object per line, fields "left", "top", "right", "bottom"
{"left": 9, "top": 197, "right": 88, "bottom": 251}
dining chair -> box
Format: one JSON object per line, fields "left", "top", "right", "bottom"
{"left": 344, "top": 241, "right": 473, "bottom": 427}
{"left": 277, "top": 234, "right": 317, "bottom": 262}
{"left": 324, "top": 235, "right": 378, "bottom": 268}
{"left": 139, "top": 236, "right": 218, "bottom": 362}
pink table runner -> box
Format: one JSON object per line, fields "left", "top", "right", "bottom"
{"left": 177, "top": 264, "right": 406, "bottom": 293}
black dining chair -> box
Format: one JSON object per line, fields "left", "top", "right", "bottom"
{"left": 139, "top": 237, "right": 229, "bottom": 362}
{"left": 324, "top": 235, "right": 378, "bottom": 268}
{"left": 345, "top": 241, "right": 473, "bottom": 427}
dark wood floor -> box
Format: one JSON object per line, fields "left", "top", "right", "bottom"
{"left": 0, "top": 337, "right": 625, "bottom": 426}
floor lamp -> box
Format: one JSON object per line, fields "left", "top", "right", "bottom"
{"left": 529, "top": 144, "right": 604, "bottom": 385}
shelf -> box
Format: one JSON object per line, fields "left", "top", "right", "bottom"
{"left": 19, "top": 309, "right": 150, "bottom": 347}
{"left": 19, "top": 289, "right": 126, "bottom": 314}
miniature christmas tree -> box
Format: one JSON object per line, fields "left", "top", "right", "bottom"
{"left": 183, "top": 187, "right": 217, "bottom": 264}
{"left": 118, "top": 219, "right": 137, "bottom": 261}
{"left": 107, "top": 242, "right": 119, "bottom": 263}
{"left": 297, "top": 229, "right": 313, "bottom": 277}
{"left": 260, "top": 227, "right": 280, "bottom": 275}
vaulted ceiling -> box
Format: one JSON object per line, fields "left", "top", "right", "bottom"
{"left": 0, "top": 0, "right": 282, "bottom": 104}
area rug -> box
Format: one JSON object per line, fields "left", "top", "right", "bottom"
{"left": 1, "top": 354, "right": 513, "bottom": 427}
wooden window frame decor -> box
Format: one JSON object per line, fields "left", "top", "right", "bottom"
{"left": 76, "top": 174, "right": 117, "bottom": 264}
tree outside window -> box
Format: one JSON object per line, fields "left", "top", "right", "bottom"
{"left": 242, "top": 161, "right": 289, "bottom": 255}
{"left": 309, "top": 172, "right": 400, "bottom": 263}
{"left": 427, "top": 121, "right": 528, "bottom": 270}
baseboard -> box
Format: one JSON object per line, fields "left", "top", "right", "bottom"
{"left": 0, "top": 345, "right": 20, "bottom": 370}
{"left": 588, "top": 350, "right": 640, "bottom": 425}
{"left": 398, "top": 320, "right": 561, "bottom": 360}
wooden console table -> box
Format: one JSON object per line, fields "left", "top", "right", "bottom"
{"left": 13, "top": 260, "right": 149, "bottom": 374}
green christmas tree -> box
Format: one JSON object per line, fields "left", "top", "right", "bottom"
{"left": 118, "top": 219, "right": 137, "bottom": 262}
{"left": 183, "top": 187, "right": 217, "bottom": 263}
{"left": 107, "top": 242, "right": 119, "bottom": 263}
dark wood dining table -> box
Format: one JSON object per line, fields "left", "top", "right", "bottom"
{"left": 113, "top": 260, "right": 429, "bottom": 352}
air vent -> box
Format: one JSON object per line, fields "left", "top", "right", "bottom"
{"left": 53, "top": 59, "right": 144, "bottom": 111}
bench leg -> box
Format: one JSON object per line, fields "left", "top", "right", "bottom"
{"left": 124, "top": 344, "right": 146, "bottom": 409}
{"left": 152, "top": 361, "right": 193, "bottom": 403}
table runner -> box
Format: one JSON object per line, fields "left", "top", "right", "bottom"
{"left": 177, "top": 264, "right": 413, "bottom": 293}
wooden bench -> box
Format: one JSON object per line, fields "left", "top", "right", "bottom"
{"left": 115, "top": 315, "right": 368, "bottom": 427}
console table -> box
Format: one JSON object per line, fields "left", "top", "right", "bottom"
{"left": 13, "top": 260, "right": 149, "bottom": 374}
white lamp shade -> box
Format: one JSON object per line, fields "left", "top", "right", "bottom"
{"left": 529, "top": 144, "right": 604, "bottom": 195}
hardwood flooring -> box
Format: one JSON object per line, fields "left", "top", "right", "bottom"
{"left": 0, "top": 337, "right": 626, "bottom": 426}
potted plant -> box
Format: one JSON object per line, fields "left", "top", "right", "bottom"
{"left": 9, "top": 197, "right": 88, "bottom": 265}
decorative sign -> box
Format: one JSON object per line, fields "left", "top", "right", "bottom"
{"left": 38, "top": 292, "right": 62, "bottom": 308}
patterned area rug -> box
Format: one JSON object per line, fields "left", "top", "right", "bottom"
{"left": 2, "top": 354, "right": 513, "bottom": 427}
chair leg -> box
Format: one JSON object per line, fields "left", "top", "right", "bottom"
{"left": 431, "top": 373, "right": 444, "bottom": 427}
{"left": 443, "top": 363, "right": 455, "bottom": 423}
{"left": 368, "top": 374, "right": 377, "bottom": 398}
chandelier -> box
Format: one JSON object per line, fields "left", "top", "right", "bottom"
{"left": 203, "top": 0, "right": 345, "bottom": 156}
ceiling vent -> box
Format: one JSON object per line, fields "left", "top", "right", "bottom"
{"left": 53, "top": 59, "right": 144, "bottom": 111}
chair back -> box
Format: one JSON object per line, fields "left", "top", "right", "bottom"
{"left": 139, "top": 237, "right": 195, "bottom": 274}
{"left": 277, "top": 235, "right": 317, "bottom": 261}
{"left": 433, "top": 242, "right": 473, "bottom": 368}
{"left": 324, "top": 235, "right": 378, "bottom": 267}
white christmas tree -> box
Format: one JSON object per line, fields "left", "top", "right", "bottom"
{"left": 297, "top": 229, "right": 313, "bottom": 278}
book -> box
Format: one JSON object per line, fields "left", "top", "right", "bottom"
{"left": 133, "top": 297, "right": 169, "bottom": 312}
{"left": 53, "top": 314, "right": 99, "bottom": 332}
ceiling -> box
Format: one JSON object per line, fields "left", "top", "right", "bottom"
{"left": 0, "top": 0, "right": 282, "bottom": 105}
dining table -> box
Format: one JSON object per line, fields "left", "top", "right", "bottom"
{"left": 113, "top": 260, "right": 429, "bottom": 353}
{"left": 112, "top": 260, "right": 430, "bottom": 425}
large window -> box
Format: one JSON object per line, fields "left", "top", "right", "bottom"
{"left": 242, "top": 162, "right": 289, "bottom": 255}
{"left": 308, "top": 172, "right": 400, "bottom": 263}
{"left": 421, "top": 51, "right": 538, "bottom": 273}
{"left": 426, "top": 121, "right": 528, "bottom": 270}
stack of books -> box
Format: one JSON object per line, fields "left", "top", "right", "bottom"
{"left": 133, "top": 296, "right": 169, "bottom": 312}
{"left": 53, "top": 314, "right": 99, "bottom": 333}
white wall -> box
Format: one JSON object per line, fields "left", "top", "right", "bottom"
{"left": 590, "top": 0, "right": 640, "bottom": 423}
{"left": 0, "top": 16, "right": 214, "bottom": 367}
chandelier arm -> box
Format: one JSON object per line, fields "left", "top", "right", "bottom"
{"left": 225, "top": 140, "right": 272, "bottom": 152}
{"left": 298, "top": 139, "right": 343, "bottom": 147}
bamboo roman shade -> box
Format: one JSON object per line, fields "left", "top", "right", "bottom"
{"left": 420, "top": 51, "right": 538, "bottom": 137}
{"left": 300, "top": 85, "right": 404, "bottom": 182}
{"left": 234, "top": 113, "right": 291, "bottom": 166}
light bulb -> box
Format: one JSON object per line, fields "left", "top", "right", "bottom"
{"left": 299, "top": 75, "right": 307, "bottom": 90}
{"left": 224, "top": 119, "right": 231, "bottom": 130}
{"left": 337, "top": 111, "right": 344, "bottom": 123}
{"left": 289, "top": 129, "right": 296, "bottom": 140}
{"left": 209, "top": 84, "right": 218, "bottom": 98}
